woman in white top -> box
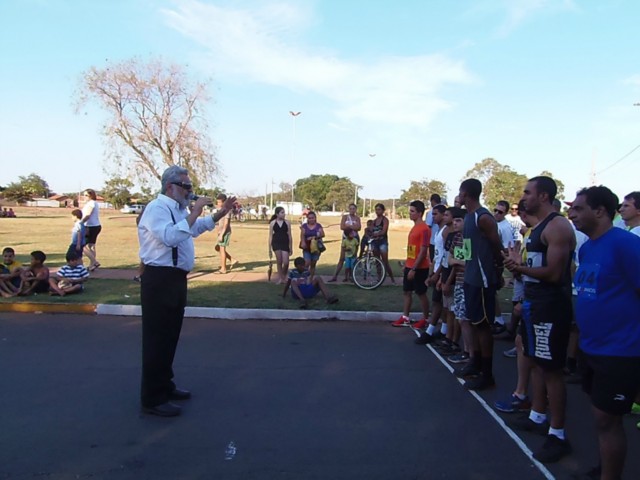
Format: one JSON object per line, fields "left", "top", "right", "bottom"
{"left": 329, "top": 203, "right": 361, "bottom": 282}
{"left": 81, "top": 189, "right": 101, "bottom": 271}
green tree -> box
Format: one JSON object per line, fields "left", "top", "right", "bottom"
{"left": 295, "top": 174, "right": 342, "bottom": 210}
{"left": 102, "top": 176, "right": 133, "bottom": 209}
{"left": 75, "top": 57, "right": 218, "bottom": 187}
{"left": 325, "top": 178, "right": 357, "bottom": 211}
{"left": 399, "top": 179, "right": 448, "bottom": 204}
{"left": 463, "top": 157, "right": 505, "bottom": 185}
{"left": 463, "top": 158, "right": 529, "bottom": 206}
{"left": 539, "top": 170, "right": 565, "bottom": 201}
{"left": 484, "top": 169, "right": 528, "bottom": 208}
{"left": 3, "top": 173, "right": 50, "bottom": 204}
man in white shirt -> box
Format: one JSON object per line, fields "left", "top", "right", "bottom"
{"left": 138, "top": 166, "right": 236, "bottom": 417}
{"left": 619, "top": 191, "right": 640, "bottom": 236}
{"left": 506, "top": 203, "right": 526, "bottom": 246}
{"left": 493, "top": 200, "right": 515, "bottom": 333}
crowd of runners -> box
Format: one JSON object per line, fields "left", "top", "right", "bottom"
{"left": 392, "top": 177, "right": 639, "bottom": 479}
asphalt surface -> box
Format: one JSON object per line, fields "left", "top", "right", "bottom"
{"left": 1, "top": 312, "right": 639, "bottom": 480}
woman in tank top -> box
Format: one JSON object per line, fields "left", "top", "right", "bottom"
{"left": 268, "top": 207, "right": 293, "bottom": 284}
{"left": 371, "top": 203, "right": 395, "bottom": 283}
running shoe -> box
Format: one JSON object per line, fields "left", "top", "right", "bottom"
{"left": 491, "top": 323, "right": 507, "bottom": 335}
{"left": 511, "top": 415, "right": 549, "bottom": 436}
{"left": 503, "top": 346, "right": 517, "bottom": 358}
{"left": 533, "top": 434, "right": 572, "bottom": 464}
{"left": 447, "top": 352, "right": 470, "bottom": 364}
{"left": 465, "top": 374, "right": 496, "bottom": 391}
{"left": 391, "top": 316, "right": 411, "bottom": 327}
{"left": 412, "top": 318, "right": 427, "bottom": 329}
{"left": 454, "top": 362, "right": 480, "bottom": 378}
{"left": 630, "top": 402, "right": 640, "bottom": 415}
{"left": 494, "top": 394, "right": 532, "bottom": 413}
{"left": 414, "top": 332, "right": 434, "bottom": 344}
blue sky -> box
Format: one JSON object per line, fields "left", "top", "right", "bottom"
{"left": 1, "top": 0, "right": 639, "bottom": 202}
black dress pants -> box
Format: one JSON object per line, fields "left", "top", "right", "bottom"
{"left": 140, "top": 265, "right": 188, "bottom": 408}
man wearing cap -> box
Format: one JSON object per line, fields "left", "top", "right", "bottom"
{"left": 137, "top": 165, "right": 236, "bottom": 417}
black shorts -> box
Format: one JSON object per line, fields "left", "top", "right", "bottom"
{"left": 403, "top": 267, "right": 429, "bottom": 295}
{"left": 582, "top": 354, "right": 640, "bottom": 415}
{"left": 463, "top": 283, "right": 496, "bottom": 326}
{"left": 85, "top": 225, "right": 102, "bottom": 244}
{"left": 521, "top": 297, "right": 572, "bottom": 371}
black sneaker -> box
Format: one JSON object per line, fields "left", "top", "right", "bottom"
{"left": 533, "top": 434, "right": 572, "bottom": 463}
{"left": 510, "top": 415, "right": 549, "bottom": 435}
{"left": 465, "top": 374, "right": 496, "bottom": 391}
{"left": 454, "top": 362, "right": 480, "bottom": 378}
{"left": 414, "top": 332, "right": 434, "bottom": 345}
{"left": 569, "top": 465, "right": 601, "bottom": 480}
{"left": 491, "top": 323, "right": 507, "bottom": 335}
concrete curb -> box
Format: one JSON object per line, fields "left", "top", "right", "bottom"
{"left": 96, "top": 304, "right": 417, "bottom": 322}
{"left": 1, "top": 302, "right": 423, "bottom": 322}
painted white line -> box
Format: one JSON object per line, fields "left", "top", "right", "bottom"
{"left": 410, "top": 328, "right": 555, "bottom": 480}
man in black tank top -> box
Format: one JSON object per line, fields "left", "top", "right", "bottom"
{"left": 504, "top": 176, "right": 576, "bottom": 464}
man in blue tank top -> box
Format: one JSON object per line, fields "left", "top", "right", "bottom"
{"left": 504, "top": 176, "right": 576, "bottom": 464}
{"left": 568, "top": 186, "right": 640, "bottom": 480}
{"left": 456, "top": 179, "right": 505, "bottom": 391}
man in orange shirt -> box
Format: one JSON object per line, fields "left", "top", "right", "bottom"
{"left": 392, "top": 200, "right": 432, "bottom": 327}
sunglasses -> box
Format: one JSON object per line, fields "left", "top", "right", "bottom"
{"left": 511, "top": 207, "right": 518, "bottom": 211}
{"left": 171, "top": 181, "right": 193, "bottom": 191}
{"left": 494, "top": 209, "right": 506, "bottom": 214}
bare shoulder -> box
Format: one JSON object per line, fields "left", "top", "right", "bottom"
{"left": 545, "top": 215, "right": 576, "bottom": 245}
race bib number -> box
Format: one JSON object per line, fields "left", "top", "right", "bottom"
{"left": 407, "top": 245, "right": 416, "bottom": 259}
{"left": 523, "top": 251, "right": 543, "bottom": 283}
{"left": 574, "top": 263, "right": 600, "bottom": 299}
{"left": 457, "top": 238, "right": 472, "bottom": 261}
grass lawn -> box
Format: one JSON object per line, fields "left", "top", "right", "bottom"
{"left": 0, "top": 206, "right": 515, "bottom": 313}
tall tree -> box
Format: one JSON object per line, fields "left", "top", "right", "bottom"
{"left": 539, "top": 170, "right": 565, "bottom": 200}
{"left": 294, "top": 174, "right": 355, "bottom": 211}
{"left": 484, "top": 168, "right": 528, "bottom": 208}
{"left": 102, "top": 176, "right": 133, "bottom": 209}
{"left": 399, "top": 179, "right": 448, "bottom": 204}
{"left": 463, "top": 158, "right": 505, "bottom": 185}
{"left": 325, "top": 178, "right": 357, "bottom": 211}
{"left": 75, "top": 57, "right": 218, "bottom": 187}
{"left": 3, "top": 173, "right": 50, "bottom": 204}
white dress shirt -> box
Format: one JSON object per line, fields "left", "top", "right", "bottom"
{"left": 138, "top": 194, "right": 215, "bottom": 272}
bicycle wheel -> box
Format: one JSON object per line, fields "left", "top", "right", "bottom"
{"left": 352, "top": 255, "right": 386, "bottom": 290}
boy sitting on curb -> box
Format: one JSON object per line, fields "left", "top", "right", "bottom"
{"left": 49, "top": 250, "right": 90, "bottom": 296}
{"left": 283, "top": 257, "right": 339, "bottom": 309}
{"left": 0, "top": 247, "right": 23, "bottom": 297}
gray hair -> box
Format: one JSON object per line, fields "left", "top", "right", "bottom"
{"left": 160, "top": 165, "right": 189, "bottom": 194}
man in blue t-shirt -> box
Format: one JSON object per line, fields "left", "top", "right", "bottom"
{"left": 568, "top": 185, "right": 640, "bottom": 480}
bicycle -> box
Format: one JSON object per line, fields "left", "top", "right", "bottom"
{"left": 352, "top": 238, "right": 386, "bottom": 290}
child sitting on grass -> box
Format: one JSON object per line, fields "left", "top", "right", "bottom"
{"left": 0, "top": 247, "right": 23, "bottom": 297}
{"left": 49, "top": 250, "right": 90, "bottom": 296}
{"left": 7, "top": 250, "right": 49, "bottom": 297}
{"left": 282, "top": 257, "right": 339, "bottom": 309}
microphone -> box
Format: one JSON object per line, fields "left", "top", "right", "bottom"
{"left": 189, "top": 193, "right": 213, "bottom": 207}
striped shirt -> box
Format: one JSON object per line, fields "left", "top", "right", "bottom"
{"left": 57, "top": 264, "right": 90, "bottom": 282}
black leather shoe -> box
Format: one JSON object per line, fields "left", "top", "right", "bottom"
{"left": 169, "top": 388, "right": 192, "bottom": 400}
{"left": 142, "top": 402, "right": 181, "bottom": 417}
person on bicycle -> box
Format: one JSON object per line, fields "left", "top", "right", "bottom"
{"left": 371, "top": 203, "right": 395, "bottom": 284}
{"left": 391, "top": 200, "right": 431, "bottom": 327}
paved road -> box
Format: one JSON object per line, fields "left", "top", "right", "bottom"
{"left": 1, "top": 313, "right": 638, "bottom": 479}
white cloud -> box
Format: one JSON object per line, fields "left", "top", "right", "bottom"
{"left": 477, "top": 0, "right": 580, "bottom": 37}
{"left": 623, "top": 74, "right": 640, "bottom": 87}
{"left": 161, "top": 0, "right": 473, "bottom": 128}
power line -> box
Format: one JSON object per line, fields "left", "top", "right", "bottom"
{"left": 596, "top": 142, "right": 640, "bottom": 175}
